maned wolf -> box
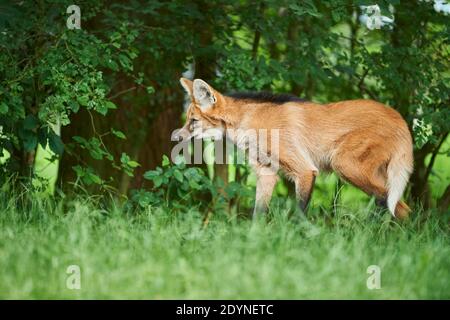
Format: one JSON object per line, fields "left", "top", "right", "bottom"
{"left": 174, "top": 78, "right": 414, "bottom": 219}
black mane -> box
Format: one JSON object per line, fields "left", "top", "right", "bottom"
{"left": 226, "top": 91, "right": 307, "bottom": 104}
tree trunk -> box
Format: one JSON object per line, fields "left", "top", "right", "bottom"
{"left": 438, "top": 185, "right": 450, "bottom": 212}
{"left": 410, "top": 144, "right": 433, "bottom": 208}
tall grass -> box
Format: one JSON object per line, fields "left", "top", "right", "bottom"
{"left": 0, "top": 190, "right": 448, "bottom": 299}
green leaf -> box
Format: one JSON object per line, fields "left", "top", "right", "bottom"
{"left": 105, "top": 101, "right": 117, "bottom": 110}
{"left": 189, "top": 179, "right": 201, "bottom": 189}
{"left": 173, "top": 169, "right": 183, "bottom": 183}
{"left": 127, "top": 160, "right": 140, "bottom": 168}
{"left": 153, "top": 176, "right": 163, "bottom": 187}
{"left": 86, "top": 172, "right": 102, "bottom": 185}
{"left": 120, "top": 152, "right": 130, "bottom": 164}
{"left": 77, "top": 95, "right": 90, "bottom": 107}
{"left": 89, "top": 148, "right": 104, "bottom": 160}
{"left": 162, "top": 155, "right": 170, "bottom": 167}
{"left": 111, "top": 129, "right": 126, "bottom": 139}
{"left": 105, "top": 59, "right": 119, "bottom": 71}
{"left": 69, "top": 100, "right": 80, "bottom": 113}
{"left": 146, "top": 86, "right": 155, "bottom": 94}
{"left": 143, "top": 169, "right": 160, "bottom": 180}
{"left": 72, "top": 165, "right": 85, "bottom": 178}
{"left": 0, "top": 102, "right": 8, "bottom": 114}
{"left": 118, "top": 53, "right": 132, "bottom": 70}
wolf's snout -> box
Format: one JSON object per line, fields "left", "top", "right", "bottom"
{"left": 172, "top": 128, "right": 190, "bottom": 142}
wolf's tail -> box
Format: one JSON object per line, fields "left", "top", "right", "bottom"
{"left": 386, "top": 150, "right": 413, "bottom": 219}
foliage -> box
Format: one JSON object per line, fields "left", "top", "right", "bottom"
{"left": 0, "top": 0, "right": 449, "bottom": 301}
{"left": 0, "top": 0, "right": 142, "bottom": 187}
{"left": 131, "top": 155, "right": 253, "bottom": 212}
{"left": 0, "top": 0, "right": 448, "bottom": 205}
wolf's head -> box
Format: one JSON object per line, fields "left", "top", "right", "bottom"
{"left": 172, "top": 78, "right": 226, "bottom": 142}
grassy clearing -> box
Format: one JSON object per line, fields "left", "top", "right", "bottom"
{"left": 0, "top": 192, "right": 448, "bottom": 299}
{"left": 1, "top": 140, "right": 448, "bottom": 299}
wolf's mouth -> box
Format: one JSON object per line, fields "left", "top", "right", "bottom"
{"left": 171, "top": 128, "right": 192, "bottom": 142}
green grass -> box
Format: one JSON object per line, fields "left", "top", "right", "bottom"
{"left": 0, "top": 193, "right": 448, "bottom": 299}
{"left": 1, "top": 139, "right": 448, "bottom": 299}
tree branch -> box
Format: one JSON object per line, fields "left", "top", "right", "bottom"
{"left": 251, "top": 2, "right": 265, "bottom": 60}
{"left": 356, "top": 68, "right": 378, "bottom": 100}
{"left": 107, "top": 86, "right": 137, "bottom": 100}
{"left": 424, "top": 132, "right": 449, "bottom": 184}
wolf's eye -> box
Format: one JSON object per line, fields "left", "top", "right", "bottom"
{"left": 191, "top": 118, "right": 199, "bottom": 124}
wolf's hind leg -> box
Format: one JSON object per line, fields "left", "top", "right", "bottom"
{"left": 375, "top": 197, "right": 387, "bottom": 209}
{"left": 331, "top": 142, "right": 389, "bottom": 205}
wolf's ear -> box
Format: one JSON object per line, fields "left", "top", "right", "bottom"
{"left": 180, "top": 77, "right": 194, "bottom": 97}
{"left": 193, "top": 79, "right": 217, "bottom": 111}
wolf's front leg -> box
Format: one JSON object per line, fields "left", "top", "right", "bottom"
{"left": 253, "top": 166, "right": 279, "bottom": 219}
{"left": 293, "top": 170, "right": 317, "bottom": 214}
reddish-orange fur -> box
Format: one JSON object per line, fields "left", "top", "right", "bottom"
{"left": 177, "top": 78, "right": 414, "bottom": 219}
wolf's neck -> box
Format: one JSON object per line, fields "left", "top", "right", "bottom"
{"left": 219, "top": 97, "right": 263, "bottom": 131}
